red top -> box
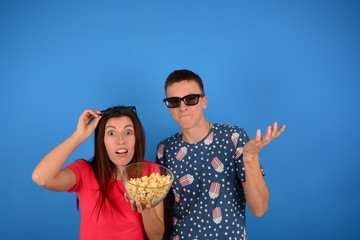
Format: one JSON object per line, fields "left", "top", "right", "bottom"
{"left": 66, "top": 160, "right": 146, "bottom": 240}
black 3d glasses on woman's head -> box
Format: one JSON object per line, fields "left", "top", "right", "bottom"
{"left": 163, "top": 94, "right": 205, "bottom": 108}
{"left": 100, "top": 106, "right": 137, "bottom": 117}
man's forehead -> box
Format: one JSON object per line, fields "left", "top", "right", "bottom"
{"left": 166, "top": 80, "right": 202, "bottom": 96}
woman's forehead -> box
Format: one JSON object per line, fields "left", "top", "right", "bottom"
{"left": 105, "top": 116, "right": 134, "bottom": 128}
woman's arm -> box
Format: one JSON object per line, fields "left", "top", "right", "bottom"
{"left": 141, "top": 202, "right": 165, "bottom": 240}
{"left": 125, "top": 196, "right": 165, "bottom": 240}
{"left": 32, "top": 110, "right": 101, "bottom": 191}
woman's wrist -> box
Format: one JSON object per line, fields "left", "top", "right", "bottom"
{"left": 71, "top": 131, "right": 88, "bottom": 145}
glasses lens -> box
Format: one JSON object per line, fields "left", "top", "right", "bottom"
{"left": 166, "top": 98, "right": 181, "bottom": 108}
{"left": 183, "top": 95, "right": 199, "bottom": 105}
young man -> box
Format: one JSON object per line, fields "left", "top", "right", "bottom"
{"left": 156, "top": 69, "right": 286, "bottom": 240}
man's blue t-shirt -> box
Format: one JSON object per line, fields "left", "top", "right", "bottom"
{"left": 157, "top": 123, "right": 262, "bottom": 240}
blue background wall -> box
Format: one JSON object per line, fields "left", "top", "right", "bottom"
{"left": 1, "top": 0, "right": 359, "bottom": 239}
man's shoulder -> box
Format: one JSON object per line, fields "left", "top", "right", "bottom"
{"left": 158, "top": 132, "right": 180, "bottom": 145}
{"left": 214, "top": 123, "right": 245, "bottom": 132}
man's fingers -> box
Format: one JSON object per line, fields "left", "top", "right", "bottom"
{"left": 256, "top": 129, "right": 261, "bottom": 141}
{"left": 270, "top": 122, "right": 278, "bottom": 138}
{"left": 275, "top": 125, "right": 286, "bottom": 138}
{"left": 263, "top": 125, "right": 272, "bottom": 141}
{"left": 280, "top": 125, "right": 286, "bottom": 133}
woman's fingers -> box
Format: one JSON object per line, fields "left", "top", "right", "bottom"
{"left": 125, "top": 193, "right": 150, "bottom": 212}
{"left": 87, "top": 110, "right": 101, "bottom": 122}
{"left": 135, "top": 201, "right": 151, "bottom": 213}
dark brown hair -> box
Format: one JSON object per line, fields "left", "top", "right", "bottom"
{"left": 89, "top": 106, "right": 145, "bottom": 219}
{"left": 165, "top": 69, "right": 205, "bottom": 95}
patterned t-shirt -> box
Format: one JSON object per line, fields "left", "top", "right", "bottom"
{"left": 156, "top": 123, "right": 260, "bottom": 240}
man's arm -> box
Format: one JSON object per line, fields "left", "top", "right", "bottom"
{"left": 242, "top": 122, "right": 286, "bottom": 217}
{"left": 242, "top": 153, "right": 270, "bottom": 217}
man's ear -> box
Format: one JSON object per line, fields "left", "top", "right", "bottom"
{"left": 202, "top": 96, "right": 208, "bottom": 109}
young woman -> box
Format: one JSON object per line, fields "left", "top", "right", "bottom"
{"left": 32, "top": 106, "right": 164, "bottom": 240}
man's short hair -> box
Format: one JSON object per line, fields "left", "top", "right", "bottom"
{"left": 165, "top": 69, "right": 205, "bottom": 94}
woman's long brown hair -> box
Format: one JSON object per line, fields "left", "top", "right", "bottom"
{"left": 86, "top": 106, "right": 145, "bottom": 219}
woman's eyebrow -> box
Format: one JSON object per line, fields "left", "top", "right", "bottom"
{"left": 105, "top": 124, "right": 134, "bottom": 130}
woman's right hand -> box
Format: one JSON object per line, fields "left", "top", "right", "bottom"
{"left": 32, "top": 109, "right": 102, "bottom": 191}
{"left": 75, "top": 110, "right": 102, "bottom": 141}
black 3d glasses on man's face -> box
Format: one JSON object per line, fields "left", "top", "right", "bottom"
{"left": 163, "top": 94, "right": 205, "bottom": 108}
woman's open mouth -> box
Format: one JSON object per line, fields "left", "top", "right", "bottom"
{"left": 116, "top": 148, "right": 128, "bottom": 156}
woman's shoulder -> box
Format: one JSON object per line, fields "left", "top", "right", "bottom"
{"left": 68, "top": 159, "right": 90, "bottom": 166}
{"left": 65, "top": 159, "right": 92, "bottom": 172}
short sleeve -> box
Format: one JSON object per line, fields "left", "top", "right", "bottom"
{"left": 235, "top": 128, "right": 250, "bottom": 182}
{"left": 155, "top": 143, "right": 166, "bottom": 166}
{"left": 65, "top": 159, "right": 90, "bottom": 193}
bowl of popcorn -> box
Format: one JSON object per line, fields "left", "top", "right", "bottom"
{"left": 121, "top": 162, "right": 174, "bottom": 207}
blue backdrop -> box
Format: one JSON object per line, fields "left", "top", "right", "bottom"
{"left": 1, "top": 0, "right": 359, "bottom": 239}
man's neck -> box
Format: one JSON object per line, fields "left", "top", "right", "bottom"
{"left": 181, "top": 121, "right": 212, "bottom": 144}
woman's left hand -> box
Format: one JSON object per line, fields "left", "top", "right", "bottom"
{"left": 124, "top": 192, "right": 152, "bottom": 213}
{"left": 243, "top": 122, "right": 286, "bottom": 156}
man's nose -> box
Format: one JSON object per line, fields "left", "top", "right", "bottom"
{"left": 179, "top": 100, "right": 188, "bottom": 111}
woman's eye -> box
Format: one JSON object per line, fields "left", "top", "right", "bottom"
{"left": 125, "top": 130, "right": 133, "bottom": 135}
{"left": 107, "top": 130, "right": 116, "bottom": 136}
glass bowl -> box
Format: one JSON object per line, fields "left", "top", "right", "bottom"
{"left": 121, "top": 162, "right": 174, "bottom": 207}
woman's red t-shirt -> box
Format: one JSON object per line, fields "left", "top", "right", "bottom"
{"left": 66, "top": 160, "right": 146, "bottom": 240}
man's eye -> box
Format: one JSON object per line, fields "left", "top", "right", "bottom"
{"left": 168, "top": 98, "right": 179, "bottom": 104}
